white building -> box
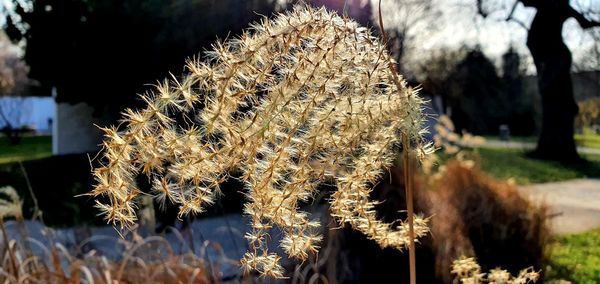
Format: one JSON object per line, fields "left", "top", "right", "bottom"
{"left": 0, "top": 96, "right": 55, "bottom": 135}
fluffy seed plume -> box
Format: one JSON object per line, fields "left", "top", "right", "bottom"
{"left": 91, "top": 6, "right": 432, "bottom": 277}
{"left": 0, "top": 186, "right": 23, "bottom": 220}
{"left": 451, "top": 257, "right": 539, "bottom": 284}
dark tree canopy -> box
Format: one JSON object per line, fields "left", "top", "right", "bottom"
{"left": 418, "top": 46, "right": 535, "bottom": 137}
{"left": 501, "top": 47, "right": 535, "bottom": 136}
{"left": 448, "top": 49, "right": 507, "bottom": 135}
{"left": 6, "top": 0, "right": 278, "bottom": 113}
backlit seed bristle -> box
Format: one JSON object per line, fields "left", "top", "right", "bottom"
{"left": 451, "top": 257, "right": 540, "bottom": 284}
{"left": 0, "top": 186, "right": 23, "bottom": 220}
{"left": 91, "top": 5, "right": 431, "bottom": 277}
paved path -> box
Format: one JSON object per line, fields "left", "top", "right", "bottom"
{"left": 483, "top": 140, "right": 600, "bottom": 155}
{"left": 518, "top": 179, "right": 600, "bottom": 234}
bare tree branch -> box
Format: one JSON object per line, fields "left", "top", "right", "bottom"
{"left": 476, "top": 0, "right": 488, "bottom": 18}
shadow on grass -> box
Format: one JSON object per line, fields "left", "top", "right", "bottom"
{"left": 560, "top": 157, "right": 600, "bottom": 177}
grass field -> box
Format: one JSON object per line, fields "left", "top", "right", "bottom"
{"left": 575, "top": 129, "right": 600, "bottom": 149}
{"left": 478, "top": 148, "right": 600, "bottom": 184}
{"left": 0, "top": 135, "right": 52, "bottom": 164}
{"left": 485, "top": 131, "right": 600, "bottom": 149}
{"left": 440, "top": 148, "right": 600, "bottom": 185}
{"left": 546, "top": 228, "right": 600, "bottom": 283}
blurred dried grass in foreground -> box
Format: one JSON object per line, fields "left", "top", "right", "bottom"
{"left": 0, "top": 226, "right": 217, "bottom": 283}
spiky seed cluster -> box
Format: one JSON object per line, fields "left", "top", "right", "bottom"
{"left": 433, "top": 115, "right": 485, "bottom": 155}
{"left": 451, "top": 257, "right": 539, "bottom": 284}
{"left": 91, "top": 6, "right": 431, "bottom": 277}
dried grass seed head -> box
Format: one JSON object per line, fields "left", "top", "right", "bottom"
{"left": 0, "top": 186, "right": 23, "bottom": 220}
{"left": 91, "top": 5, "right": 431, "bottom": 277}
{"left": 451, "top": 257, "right": 539, "bottom": 284}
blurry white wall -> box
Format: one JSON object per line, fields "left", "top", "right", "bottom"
{"left": 53, "top": 102, "right": 105, "bottom": 155}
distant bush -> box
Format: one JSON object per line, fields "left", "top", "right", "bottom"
{"left": 576, "top": 97, "right": 600, "bottom": 130}
{"left": 418, "top": 47, "right": 536, "bottom": 136}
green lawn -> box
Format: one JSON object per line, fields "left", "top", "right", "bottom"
{"left": 445, "top": 148, "right": 600, "bottom": 185}
{"left": 546, "top": 229, "right": 600, "bottom": 283}
{"left": 484, "top": 132, "right": 600, "bottom": 149}
{"left": 575, "top": 129, "right": 600, "bottom": 149}
{"left": 0, "top": 135, "right": 52, "bottom": 164}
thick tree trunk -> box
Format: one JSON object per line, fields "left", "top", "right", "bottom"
{"left": 524, "top": 0, "right": 582, "bottom": 162}
{"left": 529, "top": 50, "right": 580, "bottom": 161}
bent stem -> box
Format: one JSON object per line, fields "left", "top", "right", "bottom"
{"left": 18, "top": 162, "right": 43, "bottom": 222}
{"left": 402, "top": 134, "right": 416, "bottom": 284}
{"left": 378, "top": 0, "right": 417, "bottom": 281}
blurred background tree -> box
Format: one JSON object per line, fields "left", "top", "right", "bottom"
{"left": 477, "top": 0, "right": 600, "bottom": 161}
{"left": 576, "top": 97, "right": 600, "bottom": 130}
{"left": 4, "top": 0, "right": 279, "bottom": 118}
{"left": 0, "top": 32, "right": 30, "bottom": 144}
{"left": 447, "top": 48, "right": 507, "bottom": 135}
{"left": 372, "top": 0, "right": 440, "bottom": 76}
{"left": 501, "top": 46, "right": 536, "bottom": 136}
{"left": 416, "top": 46, "right": 535, "bottom": 137}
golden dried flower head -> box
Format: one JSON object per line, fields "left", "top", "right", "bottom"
{"left": 451, "top": 256, "right": 485, "bottom": 284}
{"left": 91, "top": 6, "right": 431, "bottom": 277}
{"left": 0, "top": 186, "right": 23, "bottom": 220}
{"left": 433, "top": 114, "right": 486, "bottom": 155}
{"left": 451, "top": 257, "right": 539, "bottom": 284}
